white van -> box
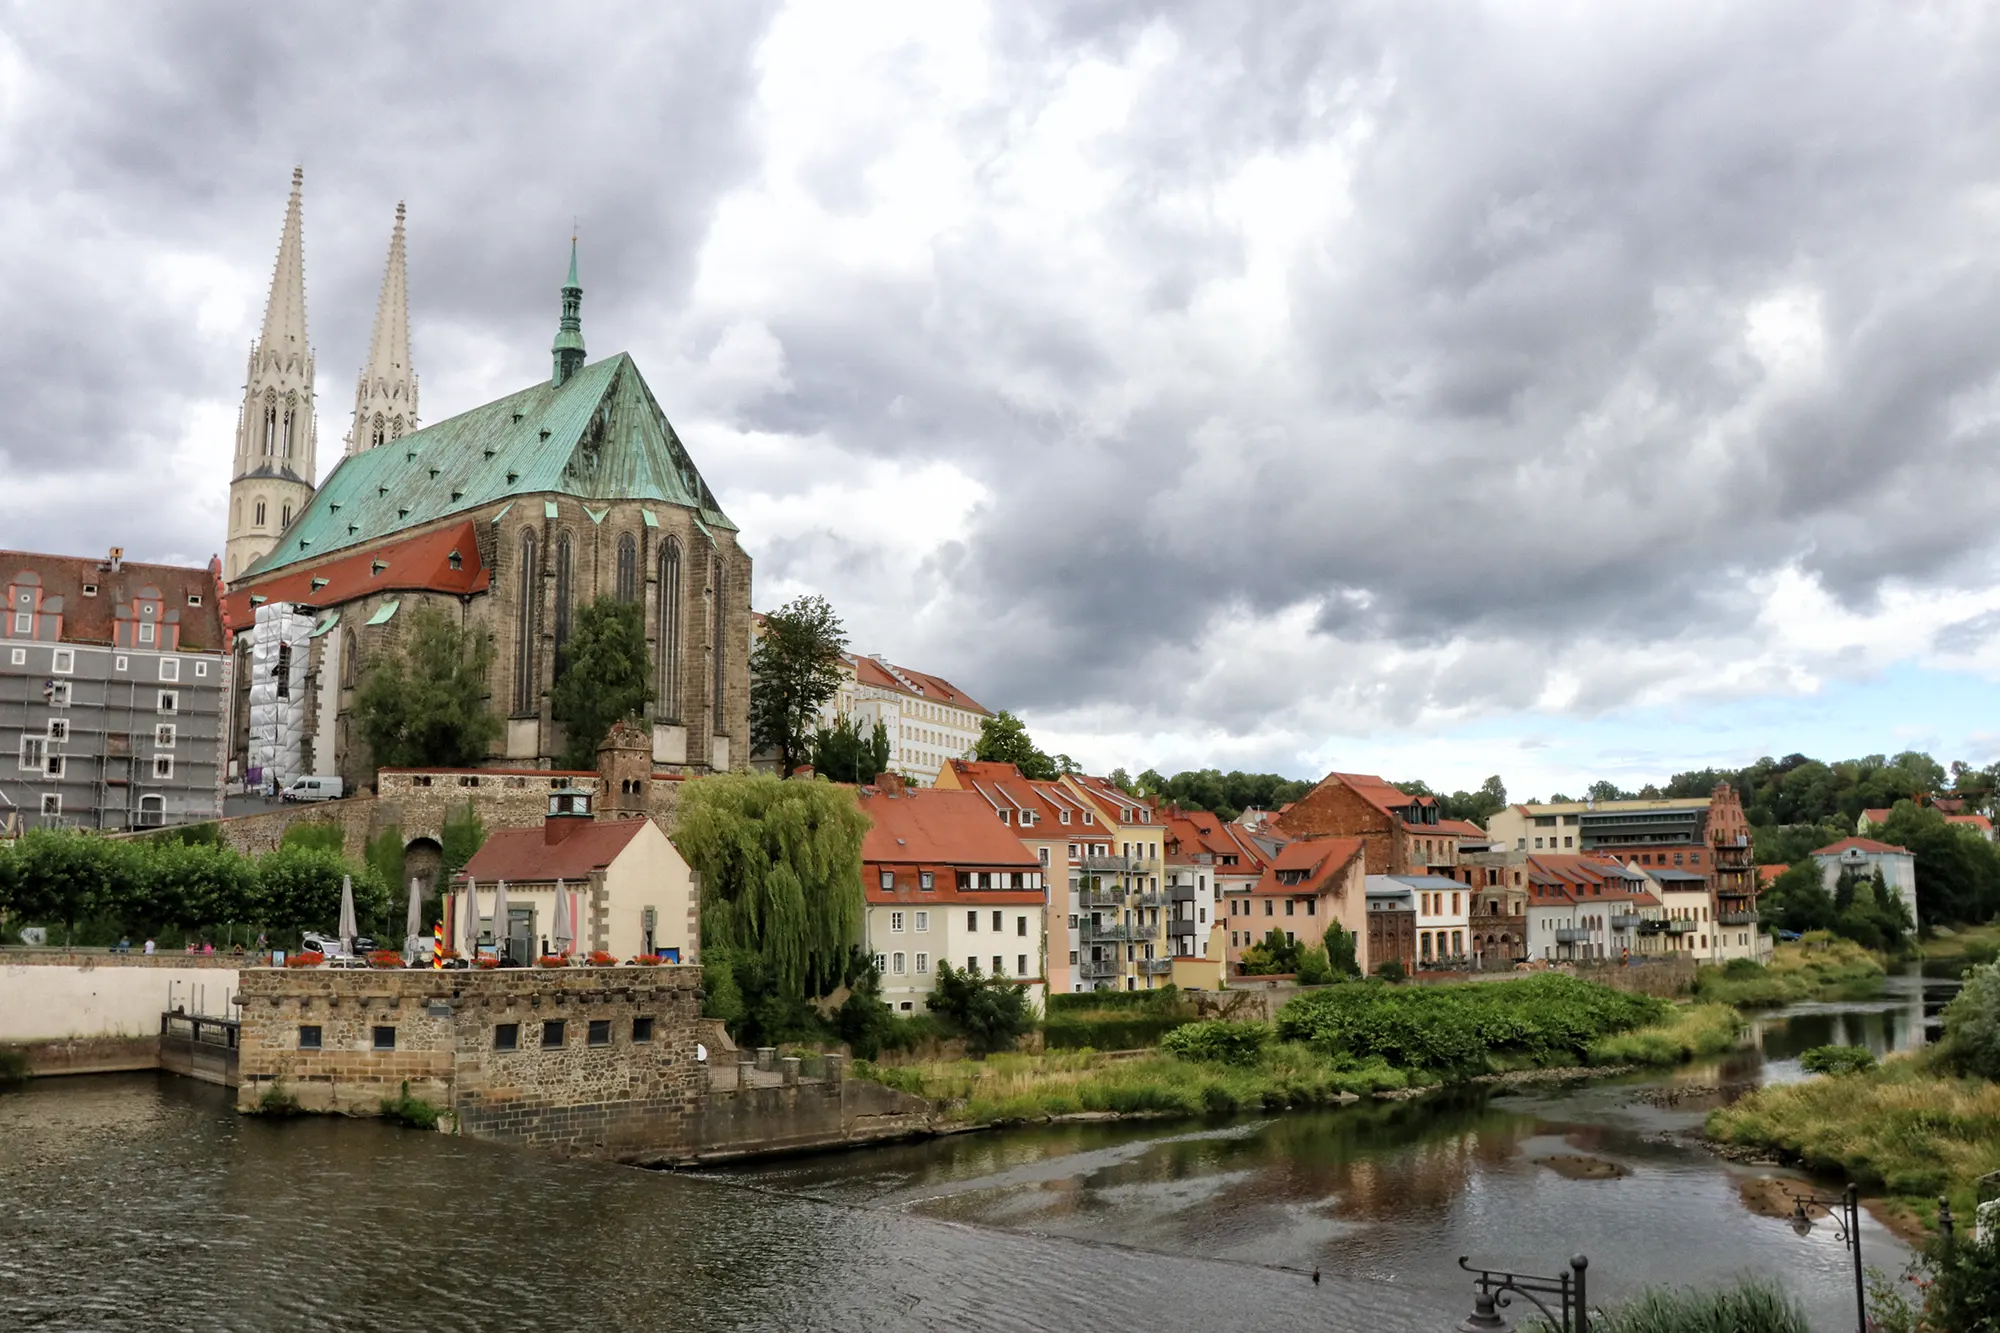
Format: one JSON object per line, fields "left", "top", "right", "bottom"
{"left": 281, "top": 775, "right": 345, "bottom": 802}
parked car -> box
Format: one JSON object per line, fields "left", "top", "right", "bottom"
{"left": 300, "top": 931, "right": 371, "bottom": 962}
{"left": 281, "top": 775, "right": 345, "bottom": 802}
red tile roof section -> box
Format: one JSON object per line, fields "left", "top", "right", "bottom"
{"left": 1247, "top": 837, "right": 1365, "bottom": 896}
{"left": 851, "top": 655, "right": 991, "bottom": 715}
{"left": 2, "top": 549, "right": 225, "bottom": 651}
{"left": 860, "top": 786, "right": 1042, "bottom": 905}
{"left": 220, "top": 519, "right": 491, "bottom": 626}
{"left": 1812, "top": 836, "right": 1909, "bottom": 857}
{"left": 460, "top": 817, "right": 649, "bottom": 883}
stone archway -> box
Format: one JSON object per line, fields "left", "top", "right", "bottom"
{"left": 404, "top": 837, "right": 444, "bottom": 897}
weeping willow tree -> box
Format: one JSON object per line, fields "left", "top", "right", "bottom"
{"left": 674, "top": 774, "right": 868, "bottom": 998}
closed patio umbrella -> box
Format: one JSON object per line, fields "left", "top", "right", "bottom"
{"left": 490, "top": 879, "right": 510, "bottom": 963}
{"left": 553, "top": 878, "right": 572, "bottom": 957}
{"left": 337, "top": 875, "right": 359, "bottom": 958}
{"left": 402, "top": 877, "right": 423, "bottom": 963}
{"left": 460, "top": 878, "right": 481, "bottom": 963}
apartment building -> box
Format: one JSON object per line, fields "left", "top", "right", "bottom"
{"left": 1278, "top": 771, "right": 1461, "bottom": 876}
{"left": 1400, "top": 874, "right": 1472, "bottom": 968}
{"left": 935, "top": 759, "right": 1079, "bottom": 991}
{"left": 2, "top": 549, "right": 227, "bottom": 832}
{"left": 817, "top": 652, "right": 990, "bottom": 786}
{"left": 1159, "top": 805, "right": 1270, "bottom": 961}
{"left": 858, "top": 775, "right": 1048, "bottom": 1013}
{"left": 1520, "top": 855, "right": 1662, "bottom": 961}
{"left": 1059, "top": 774, "right": 1174, "bottom": 991}
{"left": 1222, "top": 836, "right": 1366, "bottom": 974}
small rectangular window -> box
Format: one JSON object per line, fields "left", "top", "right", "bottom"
{"left": 155, "top": 724, "right": 175, "bottom": 748}
{"left": 992, "top": 955, "right": 1004, "bottom": 975}
{"left": 991, "top": 910, "right": 1002, "bottom": 931}
{"left": 187, "top": 593, "right": 202, "bottom": 606}
{"left": 919, "top": 871, "right": 934, "bottom": 890}
{"left": 195, "top": 661, "right": 207, "bottom": 677}
{"left": 48, "top": 681, "right": 70, "bottom": 706}
{"left": 892, "top": 952, "right": 906, "bottom": 974}
{"left": 372, "top": 1025, "right": 396, "bottom": 1051}
{"left": 153, "top": 755, "right": 174, "bottom": 780}
{"left": 114, "top": 655, "right": 127, "bottom": 671}
{"left": 298, "top": 1025, "right": 322, "bottom": 1049}
{"left": 587, "top": 1019, "right": 611, "bottom": 1047}
{"left": 1017, "top": 954, "right": 1028, "bottom": 975}
{"left": 157, "top": 691, "right": 177, "bottom": 714}
{"left": 159, "top": 657, "right": 180, "bottom": 681}
{"left": 879, "top": 870, "right": 894, "bottom": 890}
{"left": 8, "top": 648, "right": 23, "bottom": 665}
{"left": 966, "top": 911, "right": 978, "bottom": 931}
{"left": 46, "top": 719, "right": 67, "bottom": 742}
{"left": 494, "top": 1023, "right": 520, "bottom": 1051}
{"left": 12, "top": 612, "right": 29, "bottom": 633}
{"left": 139, "top": 622, "right": 156, "bottom": 645}
{"left": 81, "top": 584, "right": 97, "bottom": 597}
{"left": 52, "top": 648, "right": 76, "bottom": 673}
{"left": 890, "top": 911, "right": 904, "bottom": 933}
{"left": 20, "top": 736, "right": 47, "bottom": 771}
{"left": 1016, "top": 915, "right": 1027, "bottom": 937}
{"left": 915, "top": 952, "right": 928, "bottom": 974}
{"left": 39, "top": 794, "right": 60, "bottom": 816}
{"left": 541, "top": 1020, "right": 566, "bottom": 1048}
{"left": 913, "top": 910, "right": 928, "bottom": 931}
{"left": 632, "top": 1016, "right": 654, "bottom": 1043}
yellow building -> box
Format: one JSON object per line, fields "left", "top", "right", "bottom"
{"left": 1059, "top": 774, "right": 1174, "bottom": 991}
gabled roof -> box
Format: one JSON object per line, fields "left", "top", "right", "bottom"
{"left": 220, "top": 519, "right": 489, "bottom": 624}
{"left": 460, "top": 817, "right": 652, "bottom": 883}
{"left": 1859, "top": 808, "right": 1892, "bottom": 825}
{"left": 241, "top": 352, "right": 733, "bottom": 581}
{"left": 1064, "top": 775, "right": 1154, "bottom": 826}
{"left": 1436, "top": 819, "right": 1490, "bottom": 840}
{"left": 2, "top": 550, "right": 225, "bottom": 651}
{"left": 858, "top": 786, "right": 1042, "bottom": 869}
{"left": 1249, "top": 836, "right": 1365, "bottom": 896}
{"left": 1812, "top": 836, "right": 1910, "bottom": 857}
{"left": 1948, "top": 814, "right": 1993, "bottom": 833}
{"left": 852, "top": 655, "right": 991, "bottom": 715}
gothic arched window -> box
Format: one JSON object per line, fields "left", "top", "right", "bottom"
{"left": 711, "top": 553, "right": 726, "bottom": 729}
{"left": 262, "top": 392, "right": 277, "bottom": 455}
{"left": 616, "top": 533, "right": 637, "bottom": 602}
{"left": 232, "top": 497, "right": 241, "bottom": 529}
{"left": 282, "top": 392, "right": 297, "bottom": 458}
{"left": 371, "top": 414, "right": 385, "bottom": 449}
{"left": 657, "top": 537, "right": 681, "bottom": 722}
{"left": 254, "top": 499, "right": 268, "bottom": 528}
{"left": 553, "top": 530, "right": 574, "bottom": 678}
{"left": 513, "top": 529, "right": 537, "bottom": 715}
{"left": 280, "top": 502, "right": 292, "bottom": 528}
{"left": 390, "top": 417, "right": 404, "bottom": 440}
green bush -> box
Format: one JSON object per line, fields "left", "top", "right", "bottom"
{"left": 379, "top": 1080, "right": 441, "bottom": 1130}
{"left": 1046, "top": 988, "right": 1186, "bottom": 1015}
{"left": 930, "top": 961, "right": 1033, "bottom": 1055}
{"left": 1374, "top": 958, "right": 1407, "bottom": 983}
{"left": 254, "top": 1078, "right": 301, "bottom": 1116}
{"left": 1277, "top": 973, "right": 1666, "bottom": 1074}
{"left": 1043, "top": 1014, "right": 1190, "bottom": 1051}
{"left": 1160, "top": 1020, "right": 1269, "bottom": 1067}
{"left": 1962, "top": 939, "right": 2000, "bottom": 968}
{"left": 279, "top": 822, "right": 347, "bottom": 856}
{"left": 1721, "top": 957, "right": 1765, "bottom": 980}
{"left": 1799, "top": 1044, "right": 1877, "bottom": 1075}
{"left": 1937, "top": 961, "right": 2000, "bottom": 1081}
{"left": 1589, "top": 1278, "right": 1810, "bottom": 1333}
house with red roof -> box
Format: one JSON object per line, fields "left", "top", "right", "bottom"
{"left": 1276, "top": 771, "right": 1460, "bottom": 876}
{"left": 1519, "top": 855, "right": 1662, "bottom": 962}
{"left": 1058, "top": 774, "right": 1176, "bottom": 991}
{"left": 859, "top": 775, "right": 1048, "bottom": 1013}
{"left": 1158, "top": 804, "right": 1272, "bottom": 966}
{"left": 1223, "top": 837, "right": 1367, "bottom": 974}
{"left": 457, "top": 785, "right": 697, "bottom": 962}
{"left": 807, "top": 651, "right": 992, "bottom": 787}
{"left": 1811, "top": 836, "right": 1919, "bottom": 923}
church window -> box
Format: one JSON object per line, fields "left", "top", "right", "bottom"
{"left": 232, "top": 497, "right": 241, "bottom": 529}
{"left": 390, "top": 417, "right": 404, "bottom": 440}
{"left": 254, "top": 500, "right": 268, "bottom": 528}
{"left": 512, "top": 530, "right": 537, "bottom": 715}
{"left": 657, "top": 537, "right": 681, "bottom": 722}
{"left": 261, "top": 393, "right": 277, "bottom": 455}
{"left": 372, "top": 415, "right": 385, "bottom": 449}
{"left": 280, "top": 503, "right": 292, "bottom": 528}
{"left": 616, "top": 533, "right": 637, "bottom": 603}
{"left": 553, "top": 531, "right": 573, "bottom": 679}
{"left": 282, "top": 393, "right": 297, "bottom": 459}
{"left": 711, "top": 555, "right": 726, "bottom": 728}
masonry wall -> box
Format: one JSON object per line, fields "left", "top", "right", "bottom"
{"left": 1280, "top": 782, "right": 1402, "bottom": 874}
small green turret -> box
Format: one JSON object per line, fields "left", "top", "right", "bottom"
{"left": 552, "top": 237, "right": 585, "bottom": 386}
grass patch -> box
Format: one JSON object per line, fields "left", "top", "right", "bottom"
{"left": 1582, "top": 1277, "right": 1811, "bottom": 1333}
{"left": 1706, "top": 1052, "right": 2000, "bottom": 1223}
{"left": 1799, "top": 1044, "right": 1877, "bottom": 1075}
{"left": 857, "top": 1042, "right": 1415, "bottom": 1125}
{"left": 1587, "top": 1004, "right": 1742, "bottom": 1067}
{"left": 1042, "top": 1012, "right": 1193, "bottom": 1051}
{"left": 253, "top": 1077, "right": 301, "bottom": 1116}
{"left": 379, "top": 1080, "right": 442, "bottom": 1131}
{"left": 1922, "top": 921, "right": 2000, "bottom": 962}
{"left": 1691, "top": 939, "right": 1884, "bottom": 1008}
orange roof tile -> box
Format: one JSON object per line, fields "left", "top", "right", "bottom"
{"left": 3, "top": 549, "right": 225, "bottom": 650}
{"left": 851, "top": 655, "right": 991, "bottom": 715}
{"left": 221, "top": 519, "right": 490, "bottom": 625}
{"left": 1812, "top": 836, "right": 1909, "bottom": 857}
{"left": 1247, "top": 837, "right": 1364, "bottom": 897}
{"left": 859, "top": 786, "right": 1041, "bottom": 870}
{"left": 460, "top": 818, "right": 650, "bottom": 883}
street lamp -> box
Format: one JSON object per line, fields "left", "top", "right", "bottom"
{"left": 1781, "top": 1181, "right": 1864, "bottom": 1333}
{"left": 1457, "top": 1254, "right": 1589, "bottom": 1332}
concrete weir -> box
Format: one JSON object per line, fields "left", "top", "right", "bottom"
{"left": 234, "top": 965, "right": 936, "bottom": 1164}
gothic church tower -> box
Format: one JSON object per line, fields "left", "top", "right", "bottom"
{"left": 224, "top": 167, "right": 319, "bottom": 583}
{"left": 345, "top": 202, "right": 418, "bottom": 455}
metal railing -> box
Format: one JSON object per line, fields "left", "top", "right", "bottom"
{"left": 1079, "top": 921, "right": 1138, "bottom": 943}
{"left": 1717, "top": 910, "right": 1759, "bottom": 926}
{"left": 1138, "top": 958, "right": 1174, "bottom": 975}
{"left": 1609, "top": 913, "right": 1644, "bottom": 929}
{"left": 1167, "top": 882, "right": 1198, "bottom": 902}
{"left": 1133, "top": 891, "right": 1165, "bottom": 908}
{"left": 1077, "top": 956, "right": 1121, "bottom": 979}
{"left": 1081, "top": 855, "right": 1134, "bottom": 874}
{"left": 1077, "top": 888, "right": 1124, "bottom": 910}
{"left": 1666, "top": 919, "right": 1696, "bottom": 934}
{"left": 1554, "top": 927, "right": 1591, "bottom": 944}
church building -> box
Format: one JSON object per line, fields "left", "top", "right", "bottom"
{"left": 220, "top": 171, "right": 752, "bottom": 791}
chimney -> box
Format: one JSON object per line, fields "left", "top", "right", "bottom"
{"left": 545, "top": 786, "right": 593, "bottom": 843}
{"left": 878, "top": 771, "right": 908, "bottom": 796}
{"left": 108, "top": 546, "right": 124, "bottom": 573}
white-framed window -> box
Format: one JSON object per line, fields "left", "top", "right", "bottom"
{"left": 187, "top": 593, "right": 202, "bottom": 607}
{"left": 154, "top": 724, "right": 176, "bottom": 749}
{"left": 159, "top": 658, "right": 179, "bottom": 682}
{"left": 139, "top": 622, "right": 155, "bottom": 645}
{"left": 40, "top": 794, "right": 59, "bottom": 816}
{"left": 1059, "top": 809, "right": 1070, "bottom": 825}
{"left": 1039, "top": 846, "right": 1051, "bottom": 866}
{"left": 6, "top": 647, "right": 23, "bottom": 665}
{"left": 1068, "top": 949, "right": 1079, "bottom": 964}
{"left": 914, "top": 911, "right": 928, "bottom": 932}
{"left": 879, "top": 870, "right": 893, "bottom": 890}
{"left": 873, "top": 953, "right": 886, "bottom": 974}
{"left": 157, "top": 690, "right": 178, "bottom": 714}
{"left": 52, "top": 648, "right": 74, "bottom": 673}
{"left": 890, "top": 911, "right": 905, "bottom": 933}
{"left": 153, "top": 755, "right": 174, "bottom": 780}
{"left": 892, "top": 952, "right": 906, "bottom": 975}
{"left": 915, "top": 952, "right": 928, "bottom": 974}
{"left": 18, "top": 737, "right": 46, "bottom": 771}
{"left": 45, "top": 755, "right": 65, "bottom": 778}
{"left": 195, "top": 661, "right": 207, "bottom": 677}
{"left": 12, "top": 612, "right": 29, "bottom": 633}
{"left": 81, "top": 584, "right": 97, "bottom": 597}
{"left": 46, "top": 718, "right": 68, "bottom": 742}
{"left": 47, "top": 681, "right": 70, "bottom": 707}
{"left": 114, "top": 655, "right": 127, "bottom": 671}
{"left": 1068, "top": 913, "right": 1078, "bottom": 928}
{"left": 919, "top": 871, "right": 933, "bottom": 890}
{"left": 137, "top": 794, "right": 165, "bottom": 827}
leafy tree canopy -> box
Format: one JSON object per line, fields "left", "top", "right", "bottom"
{"left": 973, "top": 710, "right": 1062, "bottom": 781}
{"left": 809, "top": 714, "right": 891, "bottom": 785}
{"left": 351, "top": 604, "right": 504, "bottom": 772}
{"left": 551, "top": 595, "right": 653, "bottom": 770}
{"left": 750, "top": 594, "right": 849, "bottom": 778}
{"left": 1144, "top": 769, "right": 1316, "bottom": 822}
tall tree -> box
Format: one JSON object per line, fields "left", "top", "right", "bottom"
{"left": 810, "top": 715, "right": 891, "bottom": 784}
{"left": 673, "top": 774, "right": 868, "bottom": 998}
{"left": 974, "top": 710, "right": 1059, "bottom": 780}
{"left": 551, "top": 595, "right": 653, "bottom": 769}
{"left": 351, "top": 604, "right": 504, "bottom": 771}
{"left": 749, "top": 595, "right": 848, "bottom": 778}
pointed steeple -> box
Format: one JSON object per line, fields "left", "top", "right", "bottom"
{"left": 224, "top": 166, "right": 319, "bottom": 585}
{"left": 346, "top": 201, "right": 419, "bottom": 455}
{"left": 552, "top": 236, "right": 585, "bottom": 386}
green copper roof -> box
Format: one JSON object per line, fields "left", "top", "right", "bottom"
{"left": 244, "top": 352, "right": 736, "bottom": 580}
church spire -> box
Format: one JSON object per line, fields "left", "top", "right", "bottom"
{"left": 223, "top": 166, "right": 319, "bottom": 585}
{"left": 551, "top": 235, "right": 585, "bottom": 386}
{"left": 346, "top": 201, "right": 419, "bottom": 454}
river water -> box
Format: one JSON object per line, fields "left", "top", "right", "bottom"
{"left": 0, "top": 970, "right": 1959, "bottom": 1332}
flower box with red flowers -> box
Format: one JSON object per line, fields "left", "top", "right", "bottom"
{"left": 628, "top": 955, "right": 662, "bottom": 967}
{"left": 536, "top": 955, "right": 569, "bottom": 968}
{"left": 287, "top": 951, "right": 325, "bottom": 968}
{"left": 366, "top": 951, "right": 404, "bottom": 969}
{"left": 475, "top": 956, "right": 501, "bottom": 969}
{"left": 587, "top": 951, "right": 617, "bottom": 967}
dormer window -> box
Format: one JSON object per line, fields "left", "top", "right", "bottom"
{"left": 371, "top": 560, "right": 387, "bottom": 575}
{"left": 187, "top": 594, "right": 201, "bottom": 606}
{"left": 81, "top": 584, "right": 97, "bottom": 597}
{"left": 448, "top": 550, "right": 463, "bottom": 571}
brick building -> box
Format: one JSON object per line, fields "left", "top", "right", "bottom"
{"left": 1277, "top": 771, "right": 1459, "bottom": 876}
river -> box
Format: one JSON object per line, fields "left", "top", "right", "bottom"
{"left": 0, "top": 970, "right": 1958, "bottom": 1332}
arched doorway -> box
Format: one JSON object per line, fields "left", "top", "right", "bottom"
{"left": 404, "top": 837, "right": 444, "bottom": 897}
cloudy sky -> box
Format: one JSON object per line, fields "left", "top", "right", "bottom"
{"left": 8, "top": 1, "right": 2000, "bottom": 796}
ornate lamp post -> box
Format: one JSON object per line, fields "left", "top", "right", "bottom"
{"left": 1456, "top": 1254, "right": 1589, "bottom": 1332}
{"left": 1780, "top": 1181, "right": 1864, "bottom": 1333}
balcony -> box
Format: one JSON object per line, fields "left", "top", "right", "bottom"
{"left": 1082, "top": 855, "right": 1134, "bottom": 874}
{"left": 1077, "top": 888, "right": 1123, "bottom": 910}
{"left": 1134, "top": 891, "right": 1166, "bottom": 908}
{"left": 1666, "top": 919, "right": 1696, "bottom": 935}
{"left": 1554, "top": 927, "right": 1591, "bottom": 944}
{"left": 1079, "top": 921, "right": 1138, "bottom": 943}
{"left": 1717, "top": 910, "right": 1759, "bottom": 926}
{"left": 1610, "top": 913, "right": 1645, "bottom": 930}
{"left": 1138, "top": 958, "right": 1174, "bottom": 976}
{"left": 1078, "top": 956, "right": 1121, "bottom": 980}
{"left": 1168, "top": 882, "right": 1198, "bottom": 903}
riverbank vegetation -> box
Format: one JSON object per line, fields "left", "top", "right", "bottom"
{"left": 1586, "top": 1278, "right": 1809, "bottom": 1333}
{"left": 1688, "top": 937, "right": 1884, "bottom": 1007}
{"left": 1585, "top": 1004, "right": 1741, "bottom": 1067}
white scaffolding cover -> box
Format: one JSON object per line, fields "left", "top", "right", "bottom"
{"left": 248, "top": 602, "right": 315, "bottom": 791}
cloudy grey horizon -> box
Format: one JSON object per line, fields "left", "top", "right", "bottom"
{"left": 6, "top": 1, "right": 2000, "bottom": 796}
